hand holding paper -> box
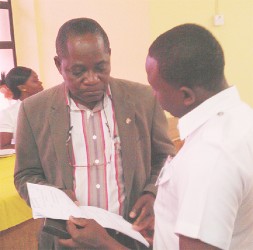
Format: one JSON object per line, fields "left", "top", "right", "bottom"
{"left": 59, "top": 217, "right": 129, "bottom": 250}
{"left": 27, "top": 183, "right": 149, "bottom": 247}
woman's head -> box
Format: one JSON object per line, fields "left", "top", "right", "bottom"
{"left": 0, "top": 66, "right": 43, "bottom": 100}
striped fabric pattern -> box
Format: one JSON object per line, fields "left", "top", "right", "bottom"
{"left": 65, "top": 88, "right": 125, "bottom": 215}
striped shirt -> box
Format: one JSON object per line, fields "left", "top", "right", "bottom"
{"left": 65, "top": 86, "right": 125, "bottom": 215}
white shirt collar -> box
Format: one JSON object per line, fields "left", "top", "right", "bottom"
{"left": 178, "top": 86, "right": 241, "bottom": 140}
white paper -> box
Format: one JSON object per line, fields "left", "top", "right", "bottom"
{"left": 27, "top": 183, "right": 82, "bottom": 219}
{"left": 0, "top": 148, "right": 15, "bottom": 157}
{"left": 27, "top": 183, "right": 149, "bottom": 247}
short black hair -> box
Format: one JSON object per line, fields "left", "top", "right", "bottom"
{"left": 56, "top": 17, "right": 110, "bottom": 58}
{"left": 148, "top": 23, "right": 225, "bottom": 91}
{"left": 0, "top": 66, "right": 32, "bottom": 100}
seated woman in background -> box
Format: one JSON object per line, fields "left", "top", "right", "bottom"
{"left": 0, "top": 66, "right": 43, "bottom": 149}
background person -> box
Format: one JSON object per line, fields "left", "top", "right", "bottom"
{"left": 0, "top": 66, "right": 43, "bottom": 149}
{"left": 14, "top": 18, "right": 175, "bottom": 249}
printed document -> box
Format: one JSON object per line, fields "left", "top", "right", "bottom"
{"left": 27, "top": 182, "right": 149, "bottom": 247}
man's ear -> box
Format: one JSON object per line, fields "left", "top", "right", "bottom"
{"left": 54, "top": 56, "right": 62, "bottom": 74}
{"left": 179, "top": 86, "right": 196, "bottom": 107}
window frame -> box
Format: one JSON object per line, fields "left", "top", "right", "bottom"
{"left": 0, "top": 0, "right": 17, "bottom": 67}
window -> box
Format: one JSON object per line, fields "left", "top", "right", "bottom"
{"left": 0, "top": 0, "right": 17, "bottom": 110}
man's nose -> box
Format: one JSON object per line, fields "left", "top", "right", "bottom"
{"left": 82, "top": 71, "right": 99, "bottom": 84}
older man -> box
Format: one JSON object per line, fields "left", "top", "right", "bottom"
{"left": 14, "top": 18, "right": 174, "bottom": 249}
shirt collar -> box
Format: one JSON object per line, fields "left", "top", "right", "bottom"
{"left": 178, "top": 86, "right": 241, "bottom": 140}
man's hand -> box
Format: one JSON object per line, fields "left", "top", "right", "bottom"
{"left": 58, "top": 217, "right": 127, "bottom": 249}
{"left": 129, "top": 193, "right": 155, "bottom": 244}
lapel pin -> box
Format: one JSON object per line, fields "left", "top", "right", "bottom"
{"left": 126, "top": 118, "right": 131, "bottom": 124}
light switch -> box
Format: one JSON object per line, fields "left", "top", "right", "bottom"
{"left": 214, "top": 14, "right": 224, "bottom": 26}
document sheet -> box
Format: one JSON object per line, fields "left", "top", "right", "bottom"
{"left": 27, "top": 182, "right": 149, "bottom": 247}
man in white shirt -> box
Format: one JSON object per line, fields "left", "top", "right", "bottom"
{"left": 148, "top": 23, "right": 253, "bottom": 250}
{"left": 58, "top": 24, "right": 253, "bottom": 250}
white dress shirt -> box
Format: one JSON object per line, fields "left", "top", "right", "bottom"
{"left": 154, "top": 86, "right": 253, "bottom": 250}
{"left": 0, "top": 99, "right": 21, "bottom": 144}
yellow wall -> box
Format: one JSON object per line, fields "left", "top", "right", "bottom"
{"left": 11, "top": 0, "right": 40, "bottom": 73}
{"left": 148, "top": 0, "right": 253, "bottom": 108}
{"left": 12, "top": 0, "right": 152, "bottom": 87}
{"left": 11, "top": 0, "right": 253, "bottom": 107}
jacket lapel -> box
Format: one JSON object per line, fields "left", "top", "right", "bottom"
{"left": 48, "top": 83, "right": 73, "bottom": 189}
{"left": 109, "top": 80, "right": 137, "bottom": 201}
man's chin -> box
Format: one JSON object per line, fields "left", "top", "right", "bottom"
{"left": 75, "top": 95, "right": 104, "bottom": 108}
{"left": 84, "top": 94, "right": 104, "bottom": 102}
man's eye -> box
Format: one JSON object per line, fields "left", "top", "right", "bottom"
{"left": 72, "top": 71, "right": 83, "bottom": 77}
{"left": 96, "top": 69, "right": 103, "bottom": 73}
{"left": 95, "top": 66, "right": 106, "bottom": 72}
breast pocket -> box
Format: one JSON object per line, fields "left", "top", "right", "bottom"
{"left": 156, "top": 166, "right": 172, "bottom": 185}
{"left": 155, "top": 169, "right": 174, "bottom": 215}
{"left": 156, "top": 156, "right": 174, "bottom": 186}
